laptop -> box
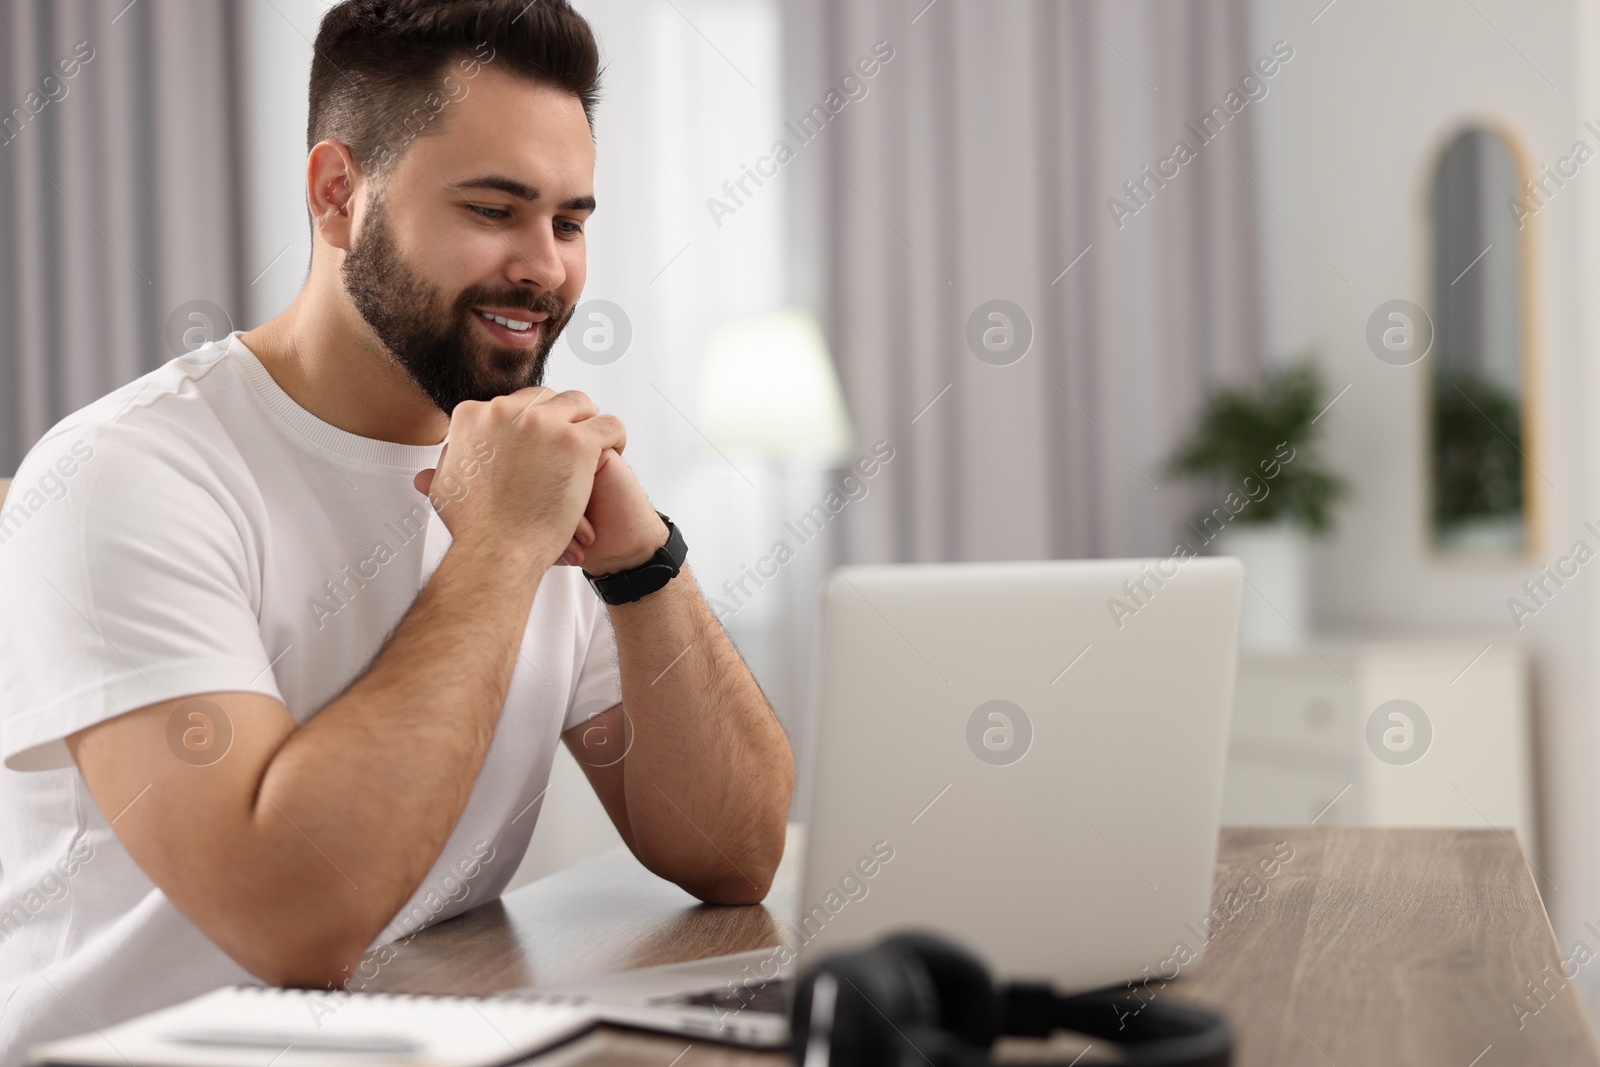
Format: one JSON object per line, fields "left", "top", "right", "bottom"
{"left": 526, "top": 557, "right": 1243, "bottom": 1048}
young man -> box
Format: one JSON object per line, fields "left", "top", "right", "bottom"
{"left": 0, "top": 0, "right": 793, "bottom": 1057}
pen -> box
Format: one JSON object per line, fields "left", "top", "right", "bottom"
{"left": 164, "top": 1028, "right": 423, "bottom": 1054}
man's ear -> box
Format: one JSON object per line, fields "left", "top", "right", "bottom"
{"left": 306, "top": 140, "right": 361, "bottom": 252}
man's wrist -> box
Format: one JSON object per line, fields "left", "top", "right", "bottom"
{"left": 451, "top": 530, "right": 561, "bottom": 579}
{"left": 583, "top": 513, "right": 686, "bottom": 605}
{"left": 444, "top": 534, "right": 556, "bottom": 601}
{"left": 587, "top": 514, "right": 671, "bottom": 577}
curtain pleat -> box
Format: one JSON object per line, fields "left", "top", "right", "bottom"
{"left": 0, "top": 0, "right": 249, "bottom": 475}
{"left": 793, "top": 0, "right": 1263, "bottom": 564}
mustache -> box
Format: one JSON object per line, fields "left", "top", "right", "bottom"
{"left": 458, "top": 288, "right": 565, "bottom": 318}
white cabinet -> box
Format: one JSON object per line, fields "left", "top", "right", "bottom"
{"left": 1221, "top": 638, "right": 1536, "bottom": 859}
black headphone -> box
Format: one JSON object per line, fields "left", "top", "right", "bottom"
{"left": 788, "top": 930, "right": 1231, "bottom": 1067}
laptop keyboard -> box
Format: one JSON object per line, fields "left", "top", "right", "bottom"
{"left": 657, "top": 976, "right": 791, "bottom": 1015}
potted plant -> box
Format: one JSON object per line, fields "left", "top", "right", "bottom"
{"left": 1432, "top": 370, "right": 1524, "bottom": 551}
{"left": 1165, "top": 358, "right": 1348, "bottom": 650}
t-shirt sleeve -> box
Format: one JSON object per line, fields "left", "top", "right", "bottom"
{"left": 563, "top": 589, "right": 623, "bottom": 733}
{"left": 0, "top": 421, "right": 283, "bottom": 771}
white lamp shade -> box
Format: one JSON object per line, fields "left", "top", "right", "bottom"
{"left": 698, "top": 309, "right": 854, "bottom": 463}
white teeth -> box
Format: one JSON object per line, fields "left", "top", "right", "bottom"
{"left": 477, "top": 309, "right": 535, "bottom": 331}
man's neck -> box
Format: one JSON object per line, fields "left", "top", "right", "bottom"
{"left": 240, "top": 277, "right": 450, "bottom": 448}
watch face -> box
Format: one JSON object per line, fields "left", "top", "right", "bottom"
{"left": 662, "top": 518, "right": 687, "bottom": 566}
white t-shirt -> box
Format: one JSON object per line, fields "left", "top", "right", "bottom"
{"left": 0, "top": 332, "right": 622, "bottom": 1062}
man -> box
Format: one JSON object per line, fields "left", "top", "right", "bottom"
{"left": 0, "top": 0, "right": 793, "bottom": 1057}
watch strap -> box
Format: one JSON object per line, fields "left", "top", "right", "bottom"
{"left": 584, "top": 512, "right": 686, "bottom": 605}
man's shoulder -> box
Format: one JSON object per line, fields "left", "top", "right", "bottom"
{"left": 2, "top": 341, "right": 257, "bottom": 545}
{"left": 14, "top": 341, "right": 246, "bottom": 482}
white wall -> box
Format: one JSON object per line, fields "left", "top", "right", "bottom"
{"left": 242, "top": 0, "right": 325, "bottom": 327}
{"left": 1249, "top": 0, "right": 1600, "bottom": 1012}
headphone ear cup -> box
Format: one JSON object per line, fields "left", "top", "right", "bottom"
{"left": 790, "top": 943, "right": 943, "bottom": 1067}
{"left": 879, "top": 930, "right": 1002, "bottom": 1048}
{"left": 902, "top": 1024, "right": 998, "bottom": 1067}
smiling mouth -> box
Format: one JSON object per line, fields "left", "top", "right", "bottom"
{"left": 473, "top": 308, "right": 541, "bottom": 333}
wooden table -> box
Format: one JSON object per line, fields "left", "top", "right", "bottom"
{"left": 363, "top": 827, "right": 1600, "bottom": 1066}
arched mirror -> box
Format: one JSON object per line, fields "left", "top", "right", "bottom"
{"left": 1429, "top": 127, "right": 1531, "bottom": 554}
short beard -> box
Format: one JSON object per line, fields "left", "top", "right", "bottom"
{"left": 341, "top": 193, "right": 573, "bottom": 415}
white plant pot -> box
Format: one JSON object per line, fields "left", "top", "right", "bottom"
{"left": 1213, "top": 523, "right": 1311, "bottom": 652}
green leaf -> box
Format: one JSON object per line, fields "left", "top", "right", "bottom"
{"left": 1164, "top": 356, "right": 1348, "bottom": 537}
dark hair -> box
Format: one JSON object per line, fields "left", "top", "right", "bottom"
{"left": 307, "top": 0, "right": 602, "bottom": 178}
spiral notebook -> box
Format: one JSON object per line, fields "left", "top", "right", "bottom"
{"left": 26, "top": 984, "right": 600, "bottom": 1067}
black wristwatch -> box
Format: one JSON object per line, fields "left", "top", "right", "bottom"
{"left": 583, "top": 512, "right": 687, "bottom": 605}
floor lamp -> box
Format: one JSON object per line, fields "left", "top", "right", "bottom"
{"left": 698, "top": 309, "right": 853, "bottom": 769}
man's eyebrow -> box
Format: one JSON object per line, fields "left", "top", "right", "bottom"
{"left": 451, "top": 175, "right": 596, "bottom": 212}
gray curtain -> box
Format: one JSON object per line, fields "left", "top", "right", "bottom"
{"left": 0, "top": 0, "right": 250, "bottom": 476}
{"left": 787, "top": 0, "right": 1263, "bottom": 565}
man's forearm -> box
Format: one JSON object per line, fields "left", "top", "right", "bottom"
{"left": 605, "top": 565, "right": 794, "bottom": 903}
{"left": 253, "top": 536, "right": 547, "bottom": 966}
